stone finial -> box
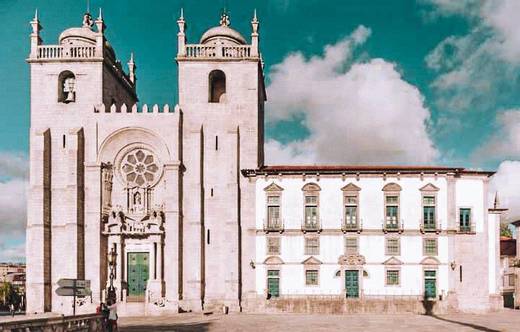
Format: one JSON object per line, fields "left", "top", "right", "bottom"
{"left": 95, "top": 8, "right": 105, "bottom": 34}
{"left": 177, "top": 8, "right": 186, "bottom": 56}
{"left": 82, "top": 12, "right": 94, "bottom": 29}
{"left": 30, "top": 9, "right": 42, "bottom": 57}
{"left": 220, "top": 10, "right": 230, "bottom": 27}
{"left": 128, "top": 52, "right": 136, "bottom": 84}
{"left": 251, "top": 9, "right": 259, "bottom": 57}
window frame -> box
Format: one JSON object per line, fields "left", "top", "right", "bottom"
{"left": 208, "top": 69, "right": 226, "bottom": 103}
{"left": 385, "top": 268, "right": 401, "bottom": 286}
{"left": 423, "top": 237, "right": 438, "bottom": 256}
{"left": 459, "top": 207, "right": 472, "bottom": 232}
{"left": 344, "top": 236, "right": 359, "bottom": 255}
{"left": 304, "top": 236, "right": 320, "bottom": 255}
{"left": 266, "top": 269, "right": 281, "bottom": 298}
{"left": 422, "top": 194, "right": 437, "bottom": 230}
{"left": 266, "top": 236, "right": 281, "bottom": 255}
{"left": 302, "top": 183, "right": 321, "bottom": 230}
{"left": 385, "top": 237, "right": 400, "bottom": 256}
{"left": 305, "top": 269, "right": 320, "bottom": 286}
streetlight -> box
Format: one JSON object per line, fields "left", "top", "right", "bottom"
{"left": 107, "top": 247, "right": 117, "bottom": 303}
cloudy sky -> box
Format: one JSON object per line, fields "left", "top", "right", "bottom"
{"left": 1, "top": 0, "right": 520, "bottom": 262}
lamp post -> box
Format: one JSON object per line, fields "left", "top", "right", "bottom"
{"left": 107, "top": 247, "right": 117, "bottom": 303}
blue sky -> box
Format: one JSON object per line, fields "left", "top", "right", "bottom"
{"left": 1, "top": 0, "right": 520, "bottom": 261}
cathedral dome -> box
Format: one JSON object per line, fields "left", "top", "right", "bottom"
{"left": 59, "top": 27, "right": 97, "bottom": 45}
{"left": 200, "top": 13, "right": 246, "bottom": 45}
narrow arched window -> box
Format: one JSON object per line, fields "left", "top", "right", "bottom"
{"left": 208, "top": 70, "right": 226, "bottom": 103}
{"left": 58, "top": 71, "right": 76, "bottom": 103}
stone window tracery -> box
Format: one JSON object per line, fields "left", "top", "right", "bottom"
{"left": 120, "top": 148, "right": 161, "bottom": 187}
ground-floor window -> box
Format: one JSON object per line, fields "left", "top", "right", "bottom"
{"left": 386, "top": 269, "right": 400, "bottom": 286}
{"left": 305, "top": 270, "right": 319, "bottom": 286}
{"left": 424, "top": 270, "right": 437, "bottom": 299}
{"left": 267, "top": 270, "right": 280, "bottom": 298}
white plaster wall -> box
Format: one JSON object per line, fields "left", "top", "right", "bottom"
{"left": 455, "top": 178, "right": 485, "bottom": 233}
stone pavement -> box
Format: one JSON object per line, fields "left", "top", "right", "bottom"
{"left": 119, "top": 310, "right": 520, "bottom": 332}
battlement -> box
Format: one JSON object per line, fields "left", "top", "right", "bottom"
{"left": 94, "top": 103, "right": 179, "bottom": 114}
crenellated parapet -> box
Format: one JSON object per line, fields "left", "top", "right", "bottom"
{"left": 93, "top": 103, "right": 180, "bottom": 114}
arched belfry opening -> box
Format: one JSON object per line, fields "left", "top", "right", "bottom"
{"left": 58, "top": 70, "right": 76, "bottom": 103}
{"left": 209, "top": 69, "right": 226, "bottom": 103}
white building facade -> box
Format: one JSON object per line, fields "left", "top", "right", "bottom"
{"left": 25, "top": 9, "right": 504, "bottom": 316}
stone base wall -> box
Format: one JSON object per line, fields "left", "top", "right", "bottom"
{"left": 242, "top": 296, "right": 449, "bottom": 315}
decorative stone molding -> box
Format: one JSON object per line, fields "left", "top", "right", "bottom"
{"left": 264, "top": 256, "right": 284, "bottom": 265}
{"left": 420, "top": 256, "right": 440, "bottom": 266}
{"left": 302, "top": 182, "right": 321, "bottom": 192}
{"left": 338, "top": 254, "right": 366, "bottom": 266}
{"left": 341, "top": 183, "right": 361, "bottom": 192}
{"left": 382, "top": 183, "right": 402, "bottom": 192}
{"left": 264, "top": 182, "right": 284, "bottom": 192}
{"left": 420, "top": 183, "right": 440, "bottom": 192}
{"left": 383, "top": 257, "right": 403, "bottom": 265}
{"left": 104, "top": 205, "right": 165, "bottom": 236}
{"left": 302, "top": 256, "right": 322, "bottom": 265}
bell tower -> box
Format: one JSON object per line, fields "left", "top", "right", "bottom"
{"left": 176, "top": 10, "right": 265, "bottom": 311}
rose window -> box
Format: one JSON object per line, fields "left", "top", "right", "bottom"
{"left": 120, "top": 149, "right": 161, "bottom": 187}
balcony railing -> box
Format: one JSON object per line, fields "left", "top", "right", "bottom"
{"left": 420, "top": 219, "right": 441, "bottom": 234}
{"left": 302, "top": 218, "right": 322, "bottom": 233}
{"left": 183, "top": 44, "right": 254, "bottom": 59}
{"left": 36, "top": 45, "right": 99, "bottom": 60}
{"left": 382, "top": 219, "right": 404, "bottom": 233}
{"left": 342, "top": 218, "right": 363, "bottom": 233}
{"left": 263, "top": 218, "right": 284, "bottom": 233}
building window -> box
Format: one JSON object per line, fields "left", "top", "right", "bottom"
{"left": 345, "top": 237, "right": 358, "bottom": 255}
{"left": 267, "top": 270, "right": 280, "bottom": 298}
{"left": 267, "top": 195, "right": 281, "bottom": 230}
{"left": 58, "top": 70, "right": 76, "bottom": 103}
{"left": 267, "top": 237, "right": 281, "bottom": 255}
{"left": 304, "top": 195, "right": 319, "bottom": 228}
{"left": 423, "top": 238, "right": 438, "bottom": 256}
{"left": 385, "top": 195, "right": 399, "bottom": 229}
{"left": 209, "top": 69, "right": 226, "bottom": 103}
{"left": 422, "top": 196, "right": 436, "bottom": 230}
{"left": 305, "top": 269, "right": 319, "bottom": 286}
{"left": 424, "top": 270, "right": 437, "bottom": 298}
{"left": 344, "top": 195, "right": 358, "bottom": 229}
{"left": 305, "top": 237, "right": 320, "bottom": 255}
{"left": 386, "top": 269, "right": 400, "bottom": 286}
{"left": 459, "top": 208, "right": 471, "bottom": 232}
{"left": 385, "top": 238, "right": 400, "bottom": 256}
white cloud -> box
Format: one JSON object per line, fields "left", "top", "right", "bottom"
{"left": 473, "top": 109, "right": 520, "bottom": 161}
{"left": 0, "top": 152, "right": 28, "bottom": 262}
{"left": 424, "top": 0, "right": 520, "bottom": 113}
{"left": 490, "top": 161, "right": 520, "bottom": 222}
{"left": 265, "top": 26, "right": 438, "bottom": 165}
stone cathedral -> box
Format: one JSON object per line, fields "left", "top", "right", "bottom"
{"left": 27, "top": 9, "right": 506, "bottom": 316}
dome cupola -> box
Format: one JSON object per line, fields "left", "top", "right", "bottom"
{"left": 200, "top": 12, "right": 246, "bottom": 45}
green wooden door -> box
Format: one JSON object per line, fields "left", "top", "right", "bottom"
{"left": 267, "top": 270, "right": 280, "bottom": 298}
{"left": 127, "top": 252, "right": 149, "bottom": 298}
{"left": 345, "top": 270, "right": 359, "bottom": 298}
{"left": 424, "top": 270, "right": 436, "bottom": 299}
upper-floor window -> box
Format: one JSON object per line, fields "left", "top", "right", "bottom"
{"left": 345, "top": 237, "right": 358, "bottom": 255}
{"left": 304, "top": 237, "right": 320, "bottom": 255}
{"left": 267, "top": 237, "right": 281, "bottom": 255}
{"left": 423, "top": 196, "right": 436, "bottom": 229}
{"left": 58, "top": 70, "right": 76, "bottom": 103}
{"left": 209, "top": 69, "right": 226, "bottom": 103}
{"left": 385, "top": 237, "right": 400, "bottom": 256}
{"left": 423, "top": 238, "right": 438, "bottom": 256}
{"left": 382, "top": 183, "right": 401, "bottom": 230}
{"left": 264, "top": 182, "right": 284, "bottom": 231}
{"left": 459, "top": 208, "right": 471, "bottom": 232}
{"left": 302, "top": 183, "right": 321, "bottom": 230}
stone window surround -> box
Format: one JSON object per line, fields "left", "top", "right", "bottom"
{"left": 420, "top": 183, "right": 440, "bottom": 230}
{"left": 344, "top": 236, "right": 359, "bottom": 255}
{"left": 264, "top": 182, "right": 284, "bottom": 229}
{"left": 385, "top": 267, "right": 401, "bottom": 287}
{"left": 266, "top": 235, "right": 281, "bottom": 256}
{"left": 113, "top": 143, "right": 164, "bottom": 188}
{"left": 382, "top": 183, "right": 402, "bottom": 227}
{"left": 304, "top": 236, "right": 320, "bottom": 255}
{"left": 265, "top": 268, "right": 281, "bottom": 298}
{"left": 458, "top": 206, "right": 473, "bottom": 232}
{"left": 423, "top": 237, "right": 438, "bottom": 256}
{"left": 339, "top": 267, "right": 364, "bottom": 298}
{"left": 304, "top": 268, "right": 320, "bottom": 287}
{"left": 385, "top": 237, "right": 401, "bottom": 256}
{"left": 302, "top": 183, "right": 321, "bottom": 227}
{"left": 57, "top": 70, "right": 76, "bottom": 103}
{"left": 342, "top": 183, "right": 361, "bottom": 227}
